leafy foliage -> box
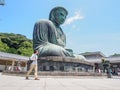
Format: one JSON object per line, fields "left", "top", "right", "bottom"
{"left": 0, "top": 33, "right": 33, "bottom": 56}
{"left": 110, "top": 53, "right": 120, "bottom": 57}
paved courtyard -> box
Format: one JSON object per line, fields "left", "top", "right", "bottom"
{"left": 0, "top": 73, "right": 120, "bottom": 90}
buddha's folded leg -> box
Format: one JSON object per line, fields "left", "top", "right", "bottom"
{"left": 38, "top": 44, "right": 72, "bottom": 57}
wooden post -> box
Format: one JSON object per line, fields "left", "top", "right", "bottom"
{"left": 93, "top": 64, "right": 95, "bottom": 72}
{"left": 11, "top": 60, "right": 15, "bottom": 71}
{"left": 4, "top": 61, "right": 8, "bottom": 71}
{"left": 24, "top": 62, "right": 27, "bottom": 71}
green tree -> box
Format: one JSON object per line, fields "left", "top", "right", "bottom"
{"left": 0, "top": 40, "right": 9, "bottom": 52}
{"left": 17, "top": 47, "right": 33, "bottom": 56}
{"left": 0, "top": 33, "right": 33, "bottom": 56}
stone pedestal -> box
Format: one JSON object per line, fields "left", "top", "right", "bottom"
{"left": 37, "top": 56, "right": 94, "bottom": 72}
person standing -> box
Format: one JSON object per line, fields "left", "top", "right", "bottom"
{"left": 26, "top": 50, "right": 39, "bottom": 80}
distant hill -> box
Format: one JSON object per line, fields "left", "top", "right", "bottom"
{"left": 0, "top": 33, "right": 33, "bottom": 56}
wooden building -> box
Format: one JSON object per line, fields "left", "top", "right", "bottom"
{"left": 81, "top": 51, "right": 120, "bottom": 74}
{"left": 0, "top": 52, "right": 29, "bottom": 72}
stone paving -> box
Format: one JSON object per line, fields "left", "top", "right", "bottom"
{"left": 0, "top": 73, "right": 120, "bottom": 90}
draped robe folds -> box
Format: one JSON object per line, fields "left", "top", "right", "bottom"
{"left": 33, "top": 19, "right": 72, "bottom": 57}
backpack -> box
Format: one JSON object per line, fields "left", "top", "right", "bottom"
{"left": 27, "top": 56, "right": 33, "bottom": 65}
{"left": 28, "top": 54, "right": 37, "bottom": 64}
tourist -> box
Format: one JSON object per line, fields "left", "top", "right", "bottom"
{"left": 26, "top": 50, "right": 39, "bottom": 80}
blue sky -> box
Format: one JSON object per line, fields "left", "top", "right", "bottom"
{"left": 0, "top": 0, "right": 120, "bottom": 56}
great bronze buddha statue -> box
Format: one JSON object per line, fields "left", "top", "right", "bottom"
{"left": 33, "top": 6, "right": 74, "bottom": 57}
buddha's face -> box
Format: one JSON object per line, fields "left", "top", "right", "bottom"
{"left": 54, "top": 9, "right": 67, "bottom": 25}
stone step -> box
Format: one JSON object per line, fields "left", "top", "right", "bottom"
{"left": 2, "top": 71, "right": 107, "bottom": 76}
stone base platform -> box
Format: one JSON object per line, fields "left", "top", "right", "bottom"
{"left": 34, "top": 56, "right": 94, "bottom": 72}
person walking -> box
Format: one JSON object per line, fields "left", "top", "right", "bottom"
{"left": 26, "top": 50, "right": 39, "bottom": 80}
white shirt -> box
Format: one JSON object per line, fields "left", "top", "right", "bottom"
{"left": 30, "top": 54, "right": 38, "bottom": 65}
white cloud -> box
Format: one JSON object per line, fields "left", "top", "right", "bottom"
{"left": 64, "top": 11, "right": 84, "bottom": 25}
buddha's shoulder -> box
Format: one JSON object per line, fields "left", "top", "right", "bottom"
{"left": 35, "top": 19, "right": 53, "bottom": 25}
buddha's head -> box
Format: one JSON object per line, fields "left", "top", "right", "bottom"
{"left": 49, "top": 6, "right": 68, "bottom": 26}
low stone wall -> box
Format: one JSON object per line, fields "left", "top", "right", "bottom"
{"left": 38, "top": 71, "right": 106, "bottom": 76}
{"left": 2, "top": 71, "right": 107, "bottom": 76}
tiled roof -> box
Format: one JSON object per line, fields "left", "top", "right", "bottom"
{"left": 86, "top": 56, "right": 120, "bottom": 63}
{"left": 80, "top": 51, "right": 106, "bottom": 57}
{"left": 0, "top": 51, "right": 29, "bottom": 61}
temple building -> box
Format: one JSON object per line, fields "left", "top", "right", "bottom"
{"left": 0, "top": 51, "right": 28, "bottom": 72}
{"left": 81, "top": 51, "right": 120, "bottom": 74}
